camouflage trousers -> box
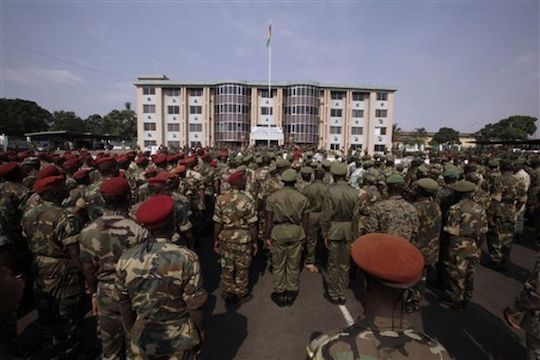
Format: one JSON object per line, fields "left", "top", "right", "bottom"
{"left": 219, "top": 241, "right": 252, "bottom": 296}
{"left": 487, "top": 202, "right": 516, "bottom": 265}
{"left": 271, "top": 240, "right": 303, "bottom": 292}
{"left": 326, "top": 240, "right": 351, "bottom": 301}
{"left": 444, "top": 237, "right": 480, "bottom": 304}
{"left": 34, "top": 288, "right": 82, "bottom": 359}
{"left": 526, "top": 334, "right": 540, "bottom": 360}
{"left": 305, "top": 212, "right": 321, "bottom": 265}
{"left": 97, "top": 287, "right": 128, "bottom": 360}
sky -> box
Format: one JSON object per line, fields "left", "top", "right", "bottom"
{"left": 0, "top": 0, "right": 539, "bottom": 135}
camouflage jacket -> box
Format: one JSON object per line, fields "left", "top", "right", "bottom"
{"left": 320, "top": 180, "right": 357, "bottom": 242}
{"left": 444, "top": 198, "right": 488, "bottom": 241}
{"left": 412, "top": 197, "right": 442, "bottom": 265}
{"left": 22, "top": 200, "right": 82, "bottom": 296}
{"left": 266, "top": 187, "right": 309, "bottom": 243}
{"left": 307, "top": 315, "right": 452, "bottom": 360}
{"left": 114, "top": 237, "right": 208, "bottom": 353}
{"left": 365, "top": 195, "right": 419, "bottom": 242}
{"left": 85, "top": 177, "right": 106, "bottom": 221}
{"left": 80, "top": 210, "right": 148, "bottom": 294}
{"left": 131, "top": 191, "right": 192, "bottom": 234}
{"left": 0, "top": 181, "right": 30, "bottom": 245}
{"left": 513, "top": 252, "right": 540, "bottom": 339}
{"left": 491, "top": 171, "right": 526, "bottom": 203}
{"left": 353, "top": 185, "right": 382, "bottom": 237}
{"left": 213, "top": 189, "right": 257, "bottom": 243}
{"left": 257, "top": 174, "right": 283, "bottom": 201}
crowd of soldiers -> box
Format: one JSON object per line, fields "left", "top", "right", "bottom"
{"left": 0, "top": 146, "right": 538, "bottom": 359}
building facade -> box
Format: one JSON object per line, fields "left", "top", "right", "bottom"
{"left": 135, "top": 75, "right": 396, "bottom": 154}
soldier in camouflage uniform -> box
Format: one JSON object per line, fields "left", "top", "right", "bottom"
{"left": 504, "top": 251, "right": 540, "bottom": 360}
{"left": 353, "top": 173, "right": 382, "bottom": 238}
{"left": 85, "top": 157, "right": 119, "bottom": 221}
{"left": 407, "top": 178, "right": 441, "bottom": 312}
{"left": 443, "top": 180, "right": 488, "bottom": 310}
{"left": 115, "top": 195, "right": 207, "bottom": 359}
{"left": 213, "top": 171, "right": 258, "bottom": 304}
{"left": 365, "top": 174, "right": 419, "bottom": 242}
{"left": 22, "top": 175, "right": 84, "bottom": 359}
{"left": 265, "top": 169, "right": 309, "bottom": 307}
{"left": 80, "top": 177, "right": 147, "bottom": 359}
{"left": 302, "top": 168, "right": 328, "bottom": 273}
{"left": 320, "top": 162, "right": 357, "bottom": 305}
{"left": 307, "top": 233, "right": 452, "bottom": 360}
{"left": 0, "top": 162, "right": 30, "bottom": 248}
{"left": 20, "top": 156, "right": 40, "bottom": 189}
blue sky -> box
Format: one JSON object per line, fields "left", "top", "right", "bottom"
{"left": 1, "top": 1, "right": 538, "bottom": 134}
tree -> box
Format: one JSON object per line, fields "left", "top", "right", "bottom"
{"left": 101, "top": 102, "right": 136, "bottom": 140}
{"left": 430, "top": 127, "right": 461, "bottom": 146}
{"left": 0, "top": 98, "right": 51, "bottom": 137}
{"left": 50, "top": 111, "right": 88, "bottom": 132}
{"left": 392, "top": 123, "right": 402, "bottom": 141}
{"left": 408, "top": 127, "right": 428, "bottom": 146}
{"left": 84, "top": 114, "right": 104, "bottom": 134}
{"left": 475, "top": 115, "right": 537, "bottom": 141}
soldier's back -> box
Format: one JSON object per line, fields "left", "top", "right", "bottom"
{"left": 412, "top": 198, "right": 442, "bottom": 265}
{"left": 302, "top": 181, "right": 328, "bottom": 213}
{"left": 366, "top": 196, "right": 419, "bottom": 240}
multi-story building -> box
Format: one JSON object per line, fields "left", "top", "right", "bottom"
{"left": 135, "top": 75, "right": 396, "bottom": 154}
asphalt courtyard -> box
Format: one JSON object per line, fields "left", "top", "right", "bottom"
{"left": 17, "top": 226, "right": 538, "bottom": 360}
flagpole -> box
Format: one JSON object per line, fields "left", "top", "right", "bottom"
{"left": 267, "top": 21, "right": 271, "bottom": 148}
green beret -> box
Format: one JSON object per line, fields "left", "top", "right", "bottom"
{"left": 363, "top": 160, "right": 374, "bottom": 168}
{"left": 465, "top": 172, "right": 481, "bottom": 183}
{"left": 321, "top": 160, "right": 332, "bottom": 169}
{"left": 310, "top": 161, "right": 321, "bottom": 168}
{"left": 442, "top": 168, "right": 458, "bottom": 178}
{"left": 488, "top": 159, "right": 500, "bottom": 167}
{"left": 276, "top": 158, "right": 291, "bottom": 169}
{"left": 451, "top": 180, "right": 476, "bottom": 193}
{"left": 416, "top": 178, "right": 439, "bottom": 192}
{"left": 417, "top": 164, "right": 429, "bottom": 175}
{"left": 267, "top": 152, "right": 276, "bottom": 159}
{"left": 386, "top": 174, "right": 404, "bottom": 185}
{"left": 281, "top": 169, "right": 297, "bottom": 183}
{"left": 286, "top": 154, "right": 294, "bottom": 161}
{"left": 330, "top": 162, "right": 347, "bottom": 176}
{"left": 300, "top": 166, "right": 314, "bottom": 175}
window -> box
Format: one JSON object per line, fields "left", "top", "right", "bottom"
{"left": 330, "top": 126, "right": 342, "bottom": 134}
{"left": 168, "top": 105, "right": 179, "bottom": 114}
{"left": 351, "top": 144, "right": 363, "bottom": 150}
{"left": 380, "top": 127, "right": 387, "bottom": 135}
{"left": 190, "top": 141, "right": 202, "bottom": 148}
{"left": 331, "top": 92, "right": 344, "bottom": 100}
{"left": 376, "top": 109, "right": 387, "bottom": 117}
{"left": 189, "top": 88, "right": 203, "bottom": 96}
{"left": 260, "top": 89, "right": 273, "bottom": 98}
{"left": 167, "top": 123, "right": 180, "bottom": 132}
{"left": 144, "top": 140, "right": 157, "bottom": 147}
{"left": 189, "top": 123, "right": 202, "bottom": 132}
{"left": 374, "top": 145, "right": 386, "bottom": 152}
{"left": 352, "top": 110, "right": 364, "bottom": 118}
{"left": 167, "top": 141, "right": 180, "bottom": 148}
{"left": 330, "top": 143, "right": 340, "bottom": 150}
{"left": 376, "top": 92, "right": 388, "bottom": 101}
{"left": 330, "top": 109, "right": 343, "bottom": 117}
{"left": 352, "top": 93, "right": 363, "bottom": 101}
{"left": 143, "top": 104, "right": 156, "bottom": 113}
{"left": 190, "top": 106, "right": 202, "bottom": 114}
{"left": 261, "top": 107, "right": 273, "bottom": 115}
{"left": 143, "top": 122, "right": 156, "bottom": 131}
{"left": 351, "top": 127, "right": 363, "bottom": 135}
{"left": 165, "top": 89, "right": 180, "bottom": 96}
{"left": 143, "top": 87, "right": 155, "bottom": 95}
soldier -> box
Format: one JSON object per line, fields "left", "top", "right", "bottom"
{"left": 504, "top": 251, "right": 540, "bottom": 360}
{"left": 296, "top": 166, "right": 313, "bottom": 192}
{"left": 353, "top": 173, "right": 382, "bottom": 238}
{"left": 265, "top": 169, "right": 309, "bottom": 307}
{"left": 307, "top": 233, "right": 452, "bottom": 360}
{"left": 322, "top": 160, "right": 333, "bottom": 186}
{"left": 22, "top": 175, "right": 84, "bottom": 359}
{"left": 514, "top": 158, "right": 530, "bottom": 240}
{"left": 348, "top": 157, "right": 364, "bottom": 190}
{"left": 320, "top": 162, "right": 357, "bottom": 305}
{"left": 0, "top": 162, "right": 30, "bottom": 248}
{"left": 115, "top": 195, "right": 208, "bottom": 359}
{"left": 407, "top": 178, "right": 441, "bottom": 313}
{"left": 79, "top": 177, "right": 147, "bottom": 359}
{"left": 302, "top": 168, "right": 328, "bottom": 273}
{"left": 443, "top": 180, "right": 488, "bottom": 310}
{"left": 213, "top": 171, "right": 258, "bottom": 304}
{"left": 365, "top": 174, "right": 419, "bottom": 242}
{"left": 86, "top": 156, "right": 119, "bottom": 221}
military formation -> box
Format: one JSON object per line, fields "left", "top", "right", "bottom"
{"left": 0, "top": 146, "right": 539, "bottom": 359}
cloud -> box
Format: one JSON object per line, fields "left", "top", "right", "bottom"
{"left": 1, "top": 67, "right": 84, "bottom": 86}
{"left": 93, "top": 81, "right": 134, "bottom": 106}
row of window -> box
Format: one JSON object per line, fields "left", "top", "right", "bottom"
{"left": 283, "top": 86, "right": 319, "bottom": 97}
{"left": 284, "top": 105, "right": 319, "bottom": 116}
{"left": 261, "top": 107, "right": 273, "bottom": 115}
{"left": 215, "top": 122, "right": 251, "bottom": 133}
{"left": 375, "top": 109, "right": 387, "bottom": 117}
{"left": 214, "top": 104, "right": 250, "bottom": 114}
{"left": 160, "top": 105, "right": 363, "bottom": 118}
{"left": 283, "top": 124, "right": 319, "bottom": 134}
{"left": 216, "top": 85, "right": 250, "bottom": 96}
{"left": 164, "top": 89, "right": 180, "bottom": 97}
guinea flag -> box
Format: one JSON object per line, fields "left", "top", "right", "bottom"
{"left": 266, "top": 23, "right": 272, "bottom": 47}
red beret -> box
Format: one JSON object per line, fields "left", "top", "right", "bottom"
{"left": 210, "top": 159, "right": 218, "bottom": 168}
{"left": 100, "top": 177, "right": 130, "bottom": 197}
{"left": 37, "top": 165, "right": 61, "bottom": 179}
{"left": 17, "top": 151, "right": 30, "bottom": 160}
{"left": 95, "top": 156, "right": 116, "bottom": 167}
{"left": 154, "top": 153, "right": 168, "bottom": 165}
{"left": 63, "top": 158, "right": 80, "bottom": 170}
{"left": 135, "top": 156, "right": 148, "bottom": 165}
{"left": 149, "top": 171, "right": 177, "bottom": 185}
{"left": 228, "top": 171, "right": 245, "bottom": 185}
{"left": 197, "top": 149, "right": 205, "bottom": 156}
{"left": 33, "top": 175, "right": 65, "bottom": 194}
{"left": 187, "top": 156, "right": 197, "bottom": 165}
{"left": 174, "top": 165, "right": 187, "bottom": 174}
{"left": 0, "top": 162, "right": 20, "bottom": 177}
{"left": 136, "top": 195, "right": 174, "bottom": 230}
{"left": 116, "top": 155, "right": 131, "bottom": 165}
{"left": 166, "top": 154, "right": 177, "bottom": 162}
{"left": 73, "top": 168, "right": 91, "bottom": 180}
{"left": 351, "top": 233, "right": 424, "bottom": 288}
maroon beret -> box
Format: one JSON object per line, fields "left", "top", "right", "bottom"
{"left": 33, "top": 175, "right": 65, "bottom": 194}
{"left": 174, "top": 165, "right": 187, "bottom": 174}
{"left": 0, "top": 162, "right": 20, "bottom": 177}
{"left": 73, "top": 168, "right": 91, "bottom": 180}
{"left": 351, "top": 233, "right": 424, "bottom": 288}
{"left": 95, "top": 156, "right": 116, "bottom": 167}
{"left": 154, "top": 153, "right": 168, "bottom": 165}
{"left": 210, "top": 160, "right": 218, "bottom": 168}
{"left": 136, "top": 195, "right": 174, "bottom": 230}
{"left": 63, "top": 158, "right": 80, "bottom": 171}
{"left": 100, "top": 177, "right": 130, "bottom": 197}
{"left": 37, "top": 165, "right": 61, "bottom": 179}
{"left": 116, "top": 155, "right": 131, "bottom": 165}
{"left": 135, "top": 156, "right": 148, "bottom": 165}
{"left": 228, "top": 171, "right": 245, "bottom": 185}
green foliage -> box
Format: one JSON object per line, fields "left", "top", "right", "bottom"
{"left": 50, "top": 111, "right": 87, "bottom": 132}
{"left": 0, "top": 98, "right": 51, "bottom": 137}
{"left": 475, "top": 115, "right": 537, "bottom": 141}
{"left": 430, "top": 127, "right": 461, "bottom": 146}
{"left": 407, "top": 127, "right": 428, "bottom": 146}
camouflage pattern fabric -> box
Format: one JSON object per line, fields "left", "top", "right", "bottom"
{"left": 307, "top": 315, "right": 451, "bottom": 360}
{"left": 115, "top": 237, "right": 208, "bottom": 358}
{"left": 411, "top": 197, "right": 442, "bottom": 266}
{"left": 353, "top": 185, "right": 381, "bottom": 237}
{"left": 0, "top": 181, "right": 30, "bottom": 246}
{"left": 85, "top": 178, "right": 107, "bottom": 221}
{"left": 365, "top": 195, "right": 419, "bottom": 242}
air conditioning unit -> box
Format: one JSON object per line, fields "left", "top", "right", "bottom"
{"left": 380, "top": 102, "right": 384, "bottom": 107}
{"left": 173, "top": 134, "right": 177, "bottom": 138}
{"left": 354, "top": 137, "right": 358, "bottom": 142}
{"left": 379, "top": 119, "right": 383, "bottom": 124}
{"left": 356, "top": 104, "right": 359, "bottom": 107}
{"left": 173, "top": 117, "right": 176, "bottom": 120}
{"left": 173, "top": 99, "right": 176, "bottom": 103}
{"left": 147, "top": 97, "right": 151, "bottom": 101}
{"left": 194, "top": 134, "right": 199, "bottom": 138}
{"left": 147, "top": 115, "right": 151, "bottom": 119}
{"left": 194, "top": 99, "right": 198, "bottom": 104}
{"left": 378, "top": 136, "right": 383, "bottom": 142}
{"left": 335, "top": 102, "right": 339, "bottom": 106}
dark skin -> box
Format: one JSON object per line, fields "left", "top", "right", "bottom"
{"left": 360, "top": 276, "right": 408, "bottom": 323}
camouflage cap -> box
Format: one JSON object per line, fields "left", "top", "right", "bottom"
{"left": 415, "top": 178, "right": 439, "bottom": 192}
{"left": 451, "top": 180, "right": 476, "bottom": 193}
{"left": 276, "top": 158, "right": 291, "bottom": 169}
{"left": 330, "top": 162, "right": 348, "bottom": 176}
{"left": 281, "top": 169, "right": 298, "bottom": 183}
{"left": 300, "top": 166, "right": 314, "bottom": 175}
{"left": 386, "top": 174, "right": 404, "bottom": 185}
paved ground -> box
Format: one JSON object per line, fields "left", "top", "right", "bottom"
{"left": 17, "top": 226, "right": 538, "bottom": 360}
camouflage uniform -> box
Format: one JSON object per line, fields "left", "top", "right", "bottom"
{"left": 320, "top": 180, "right": 357, "bottom": 302}
{"left": 80, "top": 210, "right": 148, "bottom": 359}
{"left": 115, "top": 238, "right": 208, "bottom": 359}
{"left": 353, "top": 185, "right": 382, "bottom": 237}
{"left": 0, "top": 181, "right": 30, "bottom": 246}
{"left": 257, "top": 173, "right": 283, "bottom": 244}
{"left": 307, "top": 315, "right": 451, "bottom": 360}
{"left": 85, "top": 178, "right": 107, "bottom": 221}
{"left": 365, "top": 195, "right": 419, "bottom": 242}
{"left": 22, "top": 200, "right": 84, "bottom": 359}
{"left": 213, "top": 189, "right": 258, "bottom": 297}
{"left": 302, "top": 179, "right": 328, "bottom": 266}
{"left": 444, "top": 197, "right": 488, "bottom": 305}
{"left": 266, "top": 186, "right": 309, "bottom": 293}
